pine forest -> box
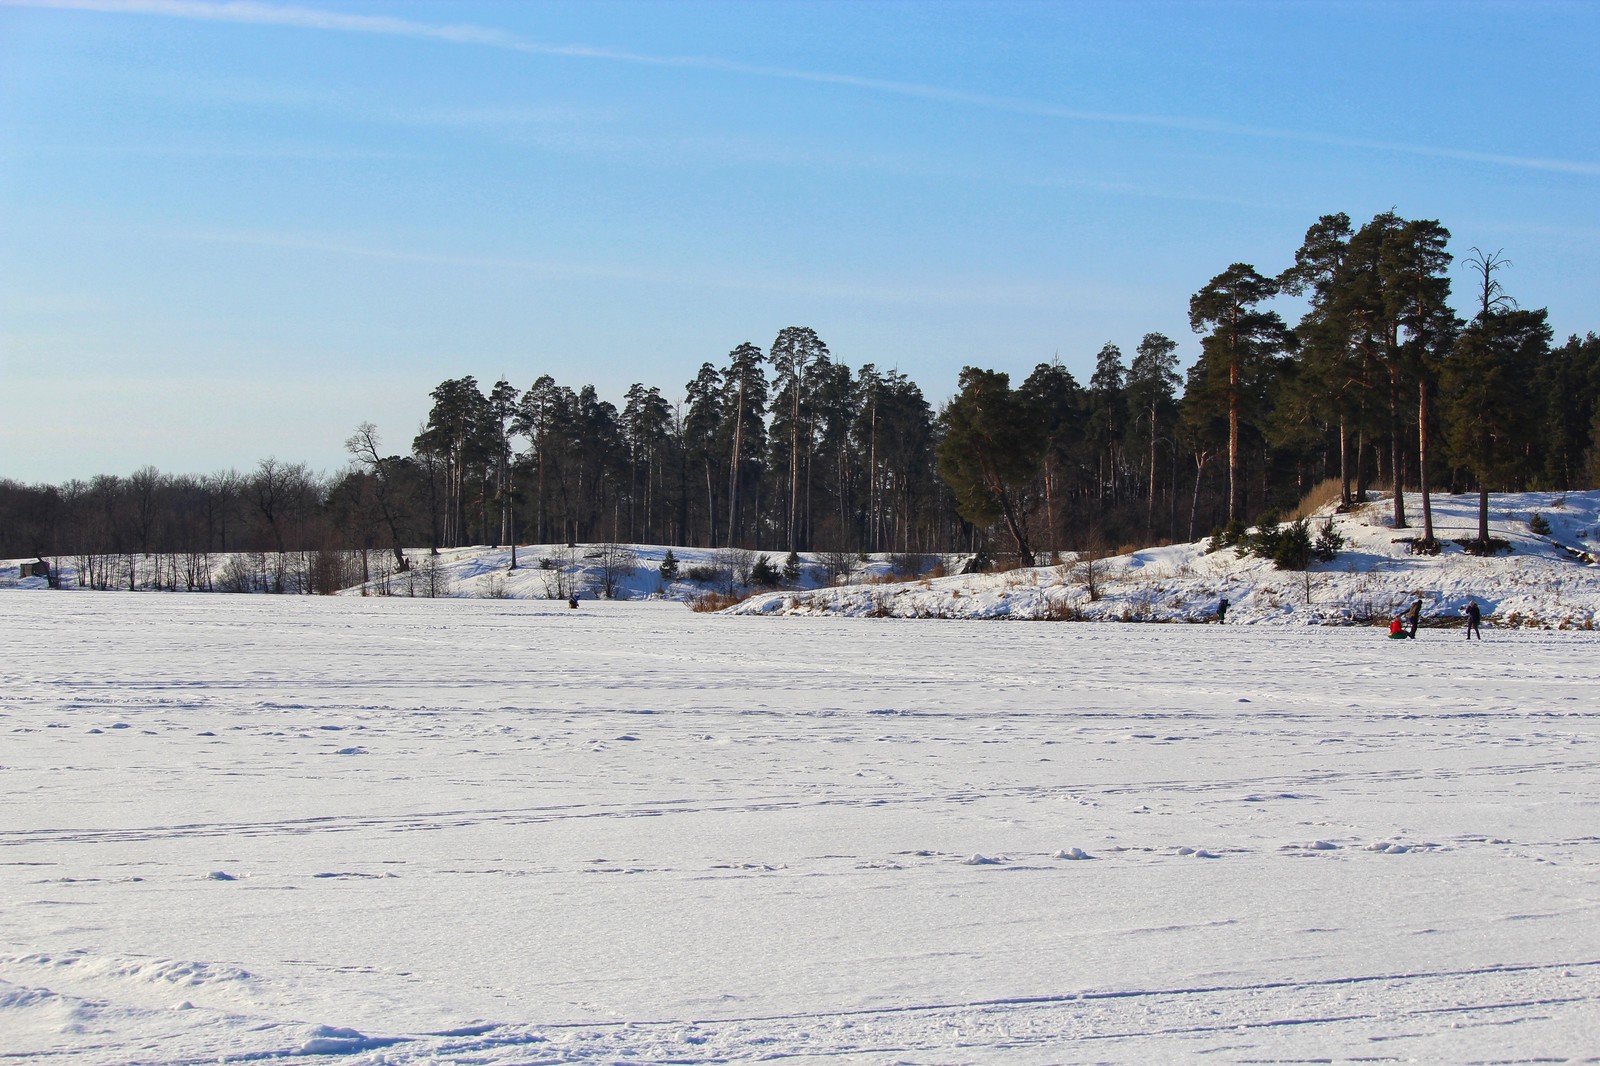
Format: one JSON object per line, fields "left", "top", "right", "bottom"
{"left": 6, "top": 211, "right": 1600, "bottom": 582}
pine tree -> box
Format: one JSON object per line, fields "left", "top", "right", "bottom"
{"left": 1127, "top": 333, "right": 1181, "bottom": 537}
{"left": 513, "top": 375, "right": 564, "bottom": 544}
{"left": 1189, "top": 264, "right": 1291, "bottom": 524}
{"left": 1280, "top": 213, "right": 1360, "bottom": 508}
{"left": 769, "top": 327, "right": 831, "bottom": 552}
{"left": 1538, "top": 333, "right": 1600, "bottom": 488}
{"left": 416, "top": 376, "right": 490, "bottom": 548}
{"left": 1088, "top": 343, "right": 1127, "bottom": 509}
{"left": 622, "top": 383, "right": 674, "bottom": 542}
{"left": 720, "top": 343, "right": 767, "bottom": 547}
{"left": 1443, "top": 308, "right": 1551, "bottom": 546}
{"left": 1381, "top": 218, "right": 1456, "bottom": 548}
{"left": 682, "top": 362, "right": 725, "bottom": 547}
{"left": 937, "top": 367, "right": 1044, "bottom": 565}
{"left": 1019, "top": 360, "right": 1084, "bottom": 554}
{"left": 855, "top": 367, "right": 936, "bottom": 553}
{"left": 486, "top": 379, "right": 520, "bottom": 561}
{"left": 749, "top": 554, "right": 781, "bottom": 586}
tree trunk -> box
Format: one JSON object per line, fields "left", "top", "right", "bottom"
{"left": 787, "top": 396, "right": 800, "bottom": 551}
{"left": 1228, "top": 361, "right": 1241, "bottom": 524}
{"left": 1147, "top": 404, "right": 1158, "bottom": 537}
{"left": 704, "top": 464, "right": 716, "bottom": 549}
{"left": 1418, "top": 378, "right": 1434, "bottom": 546}
{"left": 867, "top": 402, "right": 879, "bottom": 553}
{"left": 1169, "top": 442, "right": 1178, "bottom": 542}
{"left": 726, "top": 383, "right": 745, "bottom": 549}
{"left": 1338, "top": 419, "right": 1351, "bottom": 509}
{"left": 1389, "top": 368, "right": 1407, "bottom": 528}
{"left": 1355, "top": 429, "right": 1369, "bottom": 502}
{"left": 1043, "top": 456, "right": 1056, "bottom": 556}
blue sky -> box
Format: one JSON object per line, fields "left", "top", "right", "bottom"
{"left": 2, "top": 0, "right": 1597, "bottom": 483}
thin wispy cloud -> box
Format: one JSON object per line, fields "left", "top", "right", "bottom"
{"left": 146, "top": 223, "right": 1096, "bottom": 310}
{"left": 10, "top": 0, "right": 1598, "bottom": 177}
{"left": 23, "top": 141, "right": 415, "bottom": 161}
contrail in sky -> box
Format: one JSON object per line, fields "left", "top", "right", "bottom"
{"left": 7, "top": 0, "right": 1598, "bottom": 177}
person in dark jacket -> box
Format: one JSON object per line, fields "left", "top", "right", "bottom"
{"left": 1406, "top": 597, "right": 1423, "bottom": 638}
{"left": 1464, "top": 599, "right": 1482, "bottom": 640}
{"left": 1216, "top": 597, "right": 1228, "bottom": 624}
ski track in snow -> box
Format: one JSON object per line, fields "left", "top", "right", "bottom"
{"left": 2, "top": 593, "right": 1598, "bottom": 1063}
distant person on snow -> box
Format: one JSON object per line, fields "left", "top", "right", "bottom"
{"left": 1464, "top": 599, "right": 1482, "bottom": 640}
{"left": 1216, "top": 597, "right": 1228, "bottom": 624}
{"left": 1406, "top": 597, "right": 1423, "bottom": 638}
{"left": 1388, "top": 617, "right": 1409, "bottom": 639}
{"left": 568, "top": 593, "right": 579, "bottom": 609}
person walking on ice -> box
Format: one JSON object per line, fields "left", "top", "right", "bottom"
{"left": 1464, "top": 599, "right": 1482, "bottom": 640}
{"left": 1216, "top": 597, "right": 1228, "bottom": 624}
{"left": 1406, "top": 596, "right": 1423, "bottom": 638}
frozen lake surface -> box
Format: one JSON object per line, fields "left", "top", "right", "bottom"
{"left": 2, "top": 593, "right": 1598, "bottom": 1063}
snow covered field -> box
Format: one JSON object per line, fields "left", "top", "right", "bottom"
{"left": 2, "top": 592, "right": 1598, "bottom": 1063}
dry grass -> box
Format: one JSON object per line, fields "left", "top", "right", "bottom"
{"left": 1066, "top": 550, "right": 1114, "bottom": 601}
{"left": 1033, "top": 596, "right": 1082, "bottom": 621}
{"left": 688, "top": 589, "right": 757, "bottom": 613}
{"left": 1290, "top": 478, "right": 1345, "bottom": 521}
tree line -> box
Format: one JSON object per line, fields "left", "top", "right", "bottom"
{"left": 5, "top": 210, "right": 1600, "bottom": 579}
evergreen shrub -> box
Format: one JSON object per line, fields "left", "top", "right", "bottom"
{"left": 749, "top": 555, "right": 781, "bottom": 587}
{"left": 1272, "top": 518, "right": 1314, "bottom": 571}
{"left": 1314, "top": 517, "right": 1345, "bottom": 561}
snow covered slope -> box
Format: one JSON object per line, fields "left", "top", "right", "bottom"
{"left": 732, "top": 490, "right": 1600, "bottom": 629}
{"left": 7, "top": 490, "right": 1600, "bottom": 628}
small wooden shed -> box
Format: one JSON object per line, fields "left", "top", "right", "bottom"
{"left": 19, "top": 560, "right": 49, "bottom": 579}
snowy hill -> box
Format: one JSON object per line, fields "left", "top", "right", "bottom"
{"left": 729, "top": 490, "right": 1600, "bottom": 630}
{"left": 6, "top": 490, "right": 1600, "bottom": 629}
{"left": 0, "top": 541, "right": 886, "bottom": 603}
{"left": 325, "top": 542, "right": 903, "bottom": 603}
